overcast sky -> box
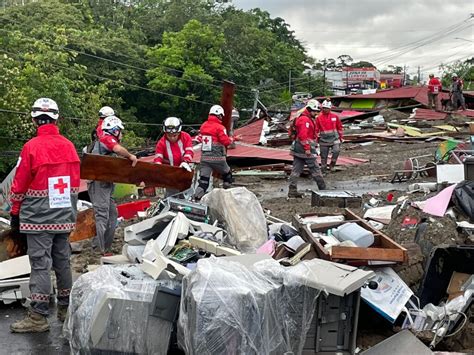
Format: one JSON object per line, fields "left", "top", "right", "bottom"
{"left": 232, "top": 0, "right": 474, "bottom": 79}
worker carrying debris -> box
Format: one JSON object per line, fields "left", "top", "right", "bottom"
{"left": 89, "top": 115, "right": 137, "bottom": 255}
{"left": 154, "top": 116, "right": 194, "bottom": 197}
{"left": 427, "top": 74, "right": 442, "bottom": 111}
{"left": 315, "top": 99, "right": 344, "bottom": 173}
{"left": 451, "top": 73, "right": 467, "bottom": 111}
{"left": 288, "top": 99, "right": 326, "bottom": 198}
{"left": 9, "top": 98, "right": 80, "bottom": 332}
{"left": 193, "top": 105, "right": 235, "bottom": 200}
{"left": 86, "top": 106, "right": 115, "bottom": 153}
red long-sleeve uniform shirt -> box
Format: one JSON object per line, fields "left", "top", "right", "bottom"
{"left": 10, "top": 124, "right": 80, "bottom": 232}
{"left": 315, "top": 111, "right": 343, "bottom": 144}
{"left": 428, "top": 77, "right": 442, "bottom": 93}
{"left": 154, "top": 131, "right": 194, "bottom": 166}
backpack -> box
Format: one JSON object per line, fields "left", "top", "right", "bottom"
{"left": 288, "top": 116, "right": 299, "bottom": 141}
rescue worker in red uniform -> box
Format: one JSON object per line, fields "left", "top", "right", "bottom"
{"left": 315, "top": 100, "right": 344, "bottom": 173}
{"left": 193, "top": 105, "right": 234, "bottom": 200}
{"left": 451, "top": 74, "right": 467, "bottom": 111}
{"left": 427, "top": 74, "right": 442, "bottom": 110}
{"left": 9, "top": 98, "right": 80, "bottom": 332}
{"left": 86, "top": 106, "right": 115, "bottom": 153}
{"left": 89, "top": 116, "right": 137, "bottom": 255}
{"left": 154, "top": 116, "right": 194, "bottom": 197}
{"left": 288, "top": 99, "right": 326, "bottom": 198}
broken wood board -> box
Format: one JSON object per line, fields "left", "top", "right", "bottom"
{"left": 81, "top": 154, "right": 194, "bottom": 191}
{"left": 294, "top": 209, "right": 407, "bottom": 264}
{"left": 70, "top": 208, "right": 96, "bottom": 243}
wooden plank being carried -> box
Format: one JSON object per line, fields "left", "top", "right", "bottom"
{"left": 81, "top": 154, "right": 194, "bottom": 191}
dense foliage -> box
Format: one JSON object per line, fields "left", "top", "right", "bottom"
{"left": 0, "top": 0, "right": 315, "bottom": 176}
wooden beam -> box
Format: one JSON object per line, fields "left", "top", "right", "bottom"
{"left": 220, "top": 80, "right": 235, "bottom": 134}
{"left": 69, "top": 209, "right": 96, "bottom": 243}
{"left": 80, "top": 154, "right": 194, "bottom": 191}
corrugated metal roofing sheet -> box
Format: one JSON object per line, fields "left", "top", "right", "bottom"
{"left": 410, "top": 108, "right": 447, "bottom": 120}
{"left": 191, "top": 143, "right": 368, "bottom": 166}
{"left": 234, "top": 119, "right": 264, "bottom": 145}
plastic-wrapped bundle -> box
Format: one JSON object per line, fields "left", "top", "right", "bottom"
{"left": 201, "top": 187, "right": 267, "bottom": 253}
{"left": 64, "top": 265, "right": 177, "bottom": 355}
{"left": 178, "top": 258, "right": 321, "bottom": 355}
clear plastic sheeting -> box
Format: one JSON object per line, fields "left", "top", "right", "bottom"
{"left": 64, "top": 265, "right": 177, "bottom": 355}
{"left": 178, "top": 258, "right": 322, "bottom": 355}
{"left": 201, "top": 187, "right": 267, "bottom": 253}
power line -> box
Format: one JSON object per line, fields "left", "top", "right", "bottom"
{"left": 0, "top": 16, "right": 256, "bottom": 92}
{"left": 0, "top": 48, "right": 216, "bottom": 106}
{"left": 0, "top": 108, "right": 203, "bottom": 127}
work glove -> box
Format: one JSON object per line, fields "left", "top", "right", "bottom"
{"left": 179, "top": 161, "right": 192, "bottom": 172}
{"left": 10, "top": 214, "right": 20, "bottom": 234}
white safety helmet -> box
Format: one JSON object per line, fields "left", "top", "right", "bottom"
{"left": 163, "top": 116, "right": 182, "bottom": 133}
{"left": 321, "top": 100, "right": 332, "bottom": 109}
{"left": 102, "top": 115, "right": 124, "bottom": 131}
{"left": 31, "top": 98, "right": 59, "bottom": 120}
{"left": 306, "top": 99, "right": 321, "bottom": 111}
{"left": 209, "top": 104, "right": 225, "bottom": 119}
{"left": 452, "top": 73, "right": 458, "bottom": 79}
{"left": 99, "top": 106, "right": 115, "bottom": 118}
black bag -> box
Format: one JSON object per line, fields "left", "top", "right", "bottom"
{"left": 453, "top": 180, "right": 474, "bottom": 222}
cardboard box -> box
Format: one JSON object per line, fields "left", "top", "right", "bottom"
{"left": 447, "top": 271, "right": 471, "bottom": 301}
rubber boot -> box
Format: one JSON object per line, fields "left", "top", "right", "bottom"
{"left": 10, "top": 310, "right": 49, "bottom": 333}
{"left": 314, "top": 176, "right": 326, "bottom": 190}
{"left": 57, "top": 305, "right": 68, "bottom": 322}
{"left": 288, "top": 185, "right": 303, "bottom": 198}
{"left": 329, "top": 160, "right": 337, "bottom": 171}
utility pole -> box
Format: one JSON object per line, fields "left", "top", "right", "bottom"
{"left": 323, "top": 58, "right": 327, "bottom": 95}
{"left": 417, "top": 66, "right": 421, "bottom": 84}
{"left": 288, "top": 70, "right": 292, "bottom": 94}
{"left": 251, "top": 89, "right": 259, "bottom": 119}
{"left": 308, "top": 72, "right": 311, "bottom": 93}
{"left": 403, "top": 65, "right": 407, "bottom": 86}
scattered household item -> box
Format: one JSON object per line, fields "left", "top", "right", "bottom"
{"left": 117, "top": 199, "right": 151, "bottom": 220}
{"left": 360, "top": 330, "right": 433, "bottom": 355}
{"left": 361, "top": 267, "right": 414, "bottom": 323}
{"left": 436, "top": 164, "right": 465, "bottom": 184}
{"left": 202, "top": 187, "right": 267, "bottom": 253}
{"left": 311, "top": 190, "right": 362, "bottom": 209}
{"left": 422, "top": 184, "right": 457, "bottom": 217}
{"left": 64, "top": 265, "right": 178, "bottom": 354}
{"left": 332, "top": 222, "right": 374, "bottom": 248}
{"left": 294, "top": 209, "right": 407, "bottom": 264}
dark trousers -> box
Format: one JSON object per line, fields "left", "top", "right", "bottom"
{"left": 27, "top": 232, "right": 72, "bottom": 316}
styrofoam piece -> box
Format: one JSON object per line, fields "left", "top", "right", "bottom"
{"left": 0, "top": 255, "right": 31, "bottom": 280}
{"left": 122, "top": 244, "right": 146, "bottom": 263}
{"left": 216, "top": 246, "right": 242, "bottom": 256}
{"left": 0, "top": 277, "right": 30, "bottom": 304}
{"left": 436, "top": 164, "right": 465, "bottom": 184}
{"left": 141, "top": 255, "right": 190, "bottom": 280}
{"left": 124, "top": 211, "right": 177, "bottom": 246}
{"left": 91, "top": 292, "right": 114, "bottom": 346}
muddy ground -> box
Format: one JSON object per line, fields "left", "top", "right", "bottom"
{"left": 70, "top": 138, "right": 473, "bottom": 352}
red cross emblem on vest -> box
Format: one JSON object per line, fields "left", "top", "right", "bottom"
{"left": 53, "top": 178, "right": 68, "bottom": 194}
{"left": 203, "top": 136, "right": 210, "bottom": 144}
